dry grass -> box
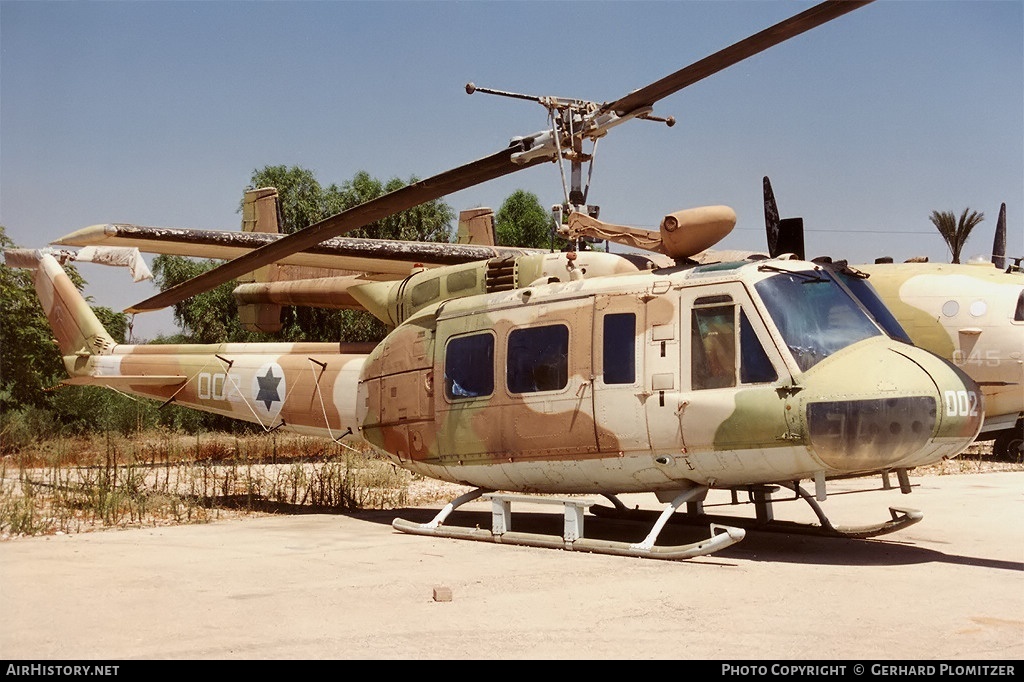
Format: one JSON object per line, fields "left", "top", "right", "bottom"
{"left": 911, "top": 440, "right": 1023, "bottom": 475}
{"left": 0, "top": 430, "right": 457, "bottom": 540}
{"left": 1, "top": 431, "right": 1017, "bottom": 541}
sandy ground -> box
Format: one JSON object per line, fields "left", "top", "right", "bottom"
{"left": 1, "top": 470, "right": 1021, "bottom": 661}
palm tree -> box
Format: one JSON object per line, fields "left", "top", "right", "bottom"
{"left": 929, "top": 208, "right": 985, "bottom": 264}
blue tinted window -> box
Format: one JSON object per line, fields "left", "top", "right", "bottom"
{"left": 603, "top": 313, "right": 636, "bottom": 384}
{"left": 507, "top": 325, "right": 569, "bottom": 393}
{"left": 740, "top": 310, "right": 777, "bottom": 384}
{"left": 445, "top": 333, "right": 494, "bottom": 399}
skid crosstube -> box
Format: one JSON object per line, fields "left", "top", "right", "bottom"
{"left": 591, "top": 481, "right": 924, "bottom": 540}
{"left": 391, "top": 486, "right": 746, "bottom": 561}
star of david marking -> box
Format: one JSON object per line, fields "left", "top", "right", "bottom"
{"left": 256, "top": 367, "right": 282, "bottom": 410}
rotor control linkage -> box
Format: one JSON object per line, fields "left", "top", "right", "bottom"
{"left": 466, "top": 82, "right": 675, "bottom": 127}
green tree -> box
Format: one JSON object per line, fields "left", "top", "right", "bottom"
{"left": 929, "top": 208, "right": 985, "bottom": 264}
{"left": 244, "top": 165, "right": 327, "bottom": 236}
{"left": 156, "top": 165, "right": 456, "bottom": 345}
{"left": 494, "top": 190, "right": 554, "bottom": 249}
{"left": 322, "top": 171, "right": 454, "bottom": 242}
{"left": 150, "top": 254, "right": 262, "bottom": 344}
{"left": 0, "top": 226, "right": 153, "bottom": 444}
{"left": 0, "top": 227, "right": 71, "bottom": 411}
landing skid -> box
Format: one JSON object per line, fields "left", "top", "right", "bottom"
{"left": 392, "top": 486, "right": 746, "bottom": 561}
{"left": 591, "top": 481, "right": 923, "bottom": 540}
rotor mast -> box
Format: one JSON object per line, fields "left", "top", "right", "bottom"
{"left": 466, "top": 82, "right": 675, "bottom": 218}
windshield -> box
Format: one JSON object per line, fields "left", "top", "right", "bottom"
{"left": 754, "top": 267, "right": 883, "bottom": 372}
{"left": 832, "top": 268, "right": 913, "bottom": 343}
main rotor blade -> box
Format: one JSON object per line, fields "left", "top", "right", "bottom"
{"left": 604, "top": 0, "right": 874, "bottom": 117}
{"left": 127, "top": 145, "right": 546, "bottom": 313}
{"left": 127, "top": 0, "right": 872, "bottom": 314}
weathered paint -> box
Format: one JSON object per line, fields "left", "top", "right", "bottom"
{"left": 9, "top": 248, "right": 984, "bottom": 499}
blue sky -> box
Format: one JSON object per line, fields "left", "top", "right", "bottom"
{"left": 2, "top": 0, "right": 1022, "bottom": 340}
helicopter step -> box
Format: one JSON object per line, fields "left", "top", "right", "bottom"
{"left": 591, "top": 481, "right": 924, "bottom": 540}
{"left": 391, "top": 486, "right": 746, "bottom": 561}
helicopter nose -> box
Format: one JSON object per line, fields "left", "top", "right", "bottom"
{"left": 801, "top": 340, "right": 983, "bottom": 473}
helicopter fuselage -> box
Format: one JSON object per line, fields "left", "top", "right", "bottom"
{"left": 356, "top": 255, "right": 982, "bottom": 493}
{"left": 26, "top": 249, "right": 982, "bottom": 496}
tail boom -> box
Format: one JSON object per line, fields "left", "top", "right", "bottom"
{"left": 5, "top": 248, "right": 368, "bottom": 441}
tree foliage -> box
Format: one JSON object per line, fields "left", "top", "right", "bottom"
{"left": 0, "top": 226, "right": 180, "bottom": 446}
{"left": 151, "top": 254, "right": 262, "bottom": 344}
{"left": 929, "top": 208, "right": 985, "bottom": 264}
{"left": 0, "top": 227, "right": 129, "bottom": 410}
{"left": 321, "top": 171, "right": 456, "bottom": 242}
{"left": 153, "top": 165, "right": 457, "bottom": 345}
{"left": 495, "top": 190, "right": 554, "bottom": 249}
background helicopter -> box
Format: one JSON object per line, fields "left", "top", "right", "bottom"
{"left": 754, "top": 177, "right": 1023, "bottom": 461}
{"left": 3, "top": 0, "right": 992, "bottom": 560}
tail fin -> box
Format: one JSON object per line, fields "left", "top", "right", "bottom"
{"left": 4, "top": 249, "right": 116, "bottom": 357}
{"left": 992, "top": 202, "right": 1007, "bottom": 270}
{"left": 456, "top": 208, "right": 497, "bottom": 245}
{"left": 237, "top": 187, "right": 285, "bottom": 333}
{"left": 763, "top": 176, "right": 781, "bottom": 257}
{"left": 761, "top": 176, "right": 805, "bottom": 260}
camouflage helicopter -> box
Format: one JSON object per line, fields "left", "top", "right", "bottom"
{"left": 751, "top": 177, "right": 1023, "bottom": 461}
{"left": 5, "top": 0, "right": 986, "bottom": 561}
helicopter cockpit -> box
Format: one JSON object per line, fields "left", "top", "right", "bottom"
{"left": 752, "top": 264, "right": 887, "bottom": 372}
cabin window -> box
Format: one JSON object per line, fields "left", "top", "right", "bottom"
{"left": 602, "top": 313, "right": 636, "bottom": 384}
{"left": 691, "top": 306, "right": 736, "bottom": 390}
{"left": 692, "top": 305, "right": 777, "bottom": 389}
{"left": 444, "top": 333, "right": 494, "bottom": 399}
{"left": 507, "top": 324, "right": 569, "bottom": 393}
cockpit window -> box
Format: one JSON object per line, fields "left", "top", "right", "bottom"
{"left": 740, "top": 310, "right": 777, "bottom": 383}
{"left": 833, "top": 270, "right": 913, "bottom": 344}
{"left": 691, "top": 306, "right": 736, "bottom": 390}
{"left": 691, "top": 306, "right": 777, "bottom": 389}
{"left": 754, "top": 269, "right": 882, "bottom": 372}
{"left": 1015, "top": 289, "right": 1024, "bottom": 322}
